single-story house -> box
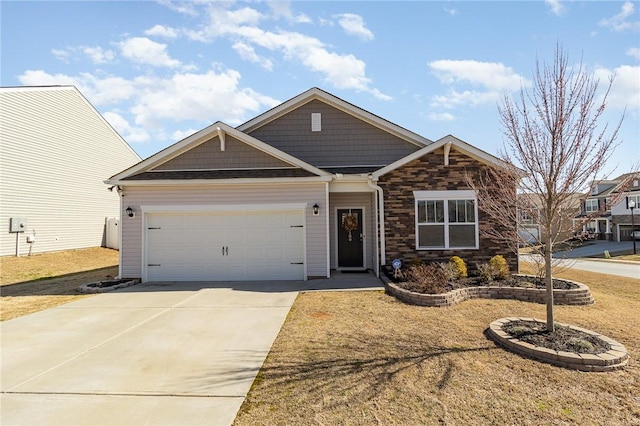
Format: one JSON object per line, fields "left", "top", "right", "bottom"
{"left": 0, "top": 86, "right": 141, "bottom": 256}
{"left": 106, "top": 88, "right": 517, "bottom": 282}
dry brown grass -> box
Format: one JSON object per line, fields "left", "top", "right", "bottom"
{"left": 234, "top": 265, "right": 640, "bottom": 426}
{"left": 0, "top": 247, "right": 118, "bottom": 321}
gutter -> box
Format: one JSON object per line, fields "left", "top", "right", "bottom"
{"left": 367, "top": 177, "right": 386, "bottom": 275}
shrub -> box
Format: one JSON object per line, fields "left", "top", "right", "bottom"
{"left": 449, "top": 256, "right": 467, "bottom": 279}
{"left": 400, "top": 263, "right": 450, "bottom": 294}
{"left": 567, "top": 338, "right": 595, "bottom": 353}
{"left": 477, "top": 263, "right": 495, "bottom": 283}
{"left": 489, "top": 255, "right": 510, "bottom": 280}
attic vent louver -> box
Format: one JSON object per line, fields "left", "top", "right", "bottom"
{"left": 311, "top": 113, "right": 321, "bottom": 132}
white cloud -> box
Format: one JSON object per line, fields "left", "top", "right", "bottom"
{"left": 627, "top": 47, "right": 640, "bottom": 60}
{"left": 335, "top": 13, "right": 374, "bottom": 41}
{"left": 232, "top": 41, "right": 274, "bottom": 70}
{"left": 19, "top": 70, "right": 78, "bottom": 86}
{"left": 118, "top": 37, "right": 181, "bottom": 68}
{"left": 145, "top": 24, "right": 179, "bottom": 39}
{"left": 430, "top": 60, "right": 526, "bottom": 91}
{"left": 545, "top": 0, "right": 565, "bottom": 16}
{"left": 171, "top": 128, "right": 200, "bottom": 141}
{"left": 428, "top": 112, "right": 455, "bottom": 121}
{"left": 599, "top": 1, "right": 640, "bottom": 32}
{"left": 268, "top": 0, "right": 311, "bottom": 23}
{"left": 103, "top": 111, "right": 150, "bottom": 143}
{"left": 82, "top": 46, "right": 115, "bottom": 64}
{"left": 182, "top": 4, "right": 388, "bottom": 100}
{"left": 51, "top": 49, "right": 71, "bottom": 63}
{"left": 594, "top": 65, "right": 640, "bottom": 111}
{"left": 443, "top": 7, "right": 458, "bottom": 16}
{"left": 128, "top": 70, "right": 280, "bottom": 128}
{"left": 428, "top": 60, "right": 528, "bottom": 109}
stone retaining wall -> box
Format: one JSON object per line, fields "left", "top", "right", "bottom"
{"left": 488, "top": 318, "right": 629, "bottom": 372}
{"left": 384, "top": 276, "right": 594, "bottom": 307}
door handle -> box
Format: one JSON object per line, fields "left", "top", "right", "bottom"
{"left": 225, "top": 246, "right": 229, "bottom": 256}
{"left": 222, "top": 246, "right": 225, "bottom": 256}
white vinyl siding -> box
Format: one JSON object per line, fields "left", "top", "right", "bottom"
{"left": 0, "top": 87, "right": 140, "bottom": 256}
{"left": 414, "top": 190, "right": 478, "bottom": 250}
{"left": 120, "top": 183, "right": 328, "bottom": 279}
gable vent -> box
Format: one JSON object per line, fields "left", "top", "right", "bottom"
{"left": 311, "top": 113, "right": 321, "bottom": 132}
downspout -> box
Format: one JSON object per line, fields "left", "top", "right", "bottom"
{"left": 368, "top": 178, "right": 385, "bottom": 276}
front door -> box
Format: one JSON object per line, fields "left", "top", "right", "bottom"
{"left": 337, "top": 208, "right": 364, "bottom": 268}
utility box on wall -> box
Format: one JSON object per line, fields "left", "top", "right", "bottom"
{"left": 9, "top": 217, "right": 27, "bottom": 233}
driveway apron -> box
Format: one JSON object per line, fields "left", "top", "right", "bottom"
{"left": 0, "top": 281, "right": 299, "bottom": 426}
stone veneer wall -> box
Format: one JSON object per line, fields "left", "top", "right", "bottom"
{"left": 377, "top": 147, "right": 518, "bottom": 272}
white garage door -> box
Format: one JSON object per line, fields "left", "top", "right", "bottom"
{"left": 145, "top": 210, "right": 305, "bottom": 281}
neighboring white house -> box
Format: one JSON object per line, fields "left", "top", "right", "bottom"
{"left": 0, "top": 86, "right": 141, "bottom": 256}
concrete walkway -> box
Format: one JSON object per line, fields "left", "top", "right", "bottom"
{"left": 0, "top": 274, "right": 384, "bottom": 426}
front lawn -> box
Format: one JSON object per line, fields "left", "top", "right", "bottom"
{"left": 234, "top": 266, "right": 640, "bottom": 425}
{"left": 0, "top": 247, "right": 118, "bottom": 321}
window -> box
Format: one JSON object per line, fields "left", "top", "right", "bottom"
{"left": 628, "top": 195, "right": 640, "bottom": 208}
{"left": 414, "top": 190, "right": 478, "bottom": 249}
{"left": 585, "top": 199, "right": 599, "bottom": 213}
{"left": 519, "top": 208, "right": 538, "bottom": 225}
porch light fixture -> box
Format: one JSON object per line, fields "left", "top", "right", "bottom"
{"left": 126, "top": 206, "right": 134, "bottom": 218}
{"left": 629, "top": 199, "right": 636, "bottom": 255}
{"left": 313, "top": 203, "right": 320, "bottom": 216}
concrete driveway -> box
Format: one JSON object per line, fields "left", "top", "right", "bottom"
{"left": 0, "top": 281, "right": 301, "bottom": 426}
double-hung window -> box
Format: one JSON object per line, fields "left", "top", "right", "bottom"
{"left": 585, "top": 199, "right": 599, "bottom": 213}
{"left": 414, "top": 190, "right": 478, "bottom": 249}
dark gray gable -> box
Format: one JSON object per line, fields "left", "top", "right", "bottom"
{"left": 152, "top": 134, "right": 294, "bottom": 171}
{"left": 247, "top": 99, "right": 421, "bottom": 169}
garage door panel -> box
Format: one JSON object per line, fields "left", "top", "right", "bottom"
{"left": 146, "top": 210, "right": 305, "bottom": 281}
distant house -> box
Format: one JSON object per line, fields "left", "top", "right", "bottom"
{"left": 107, "top": 87, "right": 518, "bottom": 282}
{"left": 517, "top": 192, "right": 582, "bottom": 245}
{"left": 0, "top": 86, "right": 141, "bottom": 256}
{"left": 574, "top": 173, "right": 640, "bottom": 241}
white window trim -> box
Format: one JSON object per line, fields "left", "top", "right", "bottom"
{"left": 585, "top": 199, "right": 599, "bottom": 212}
{"left": 413, "top": 190, "right": 479, "bottom": 250}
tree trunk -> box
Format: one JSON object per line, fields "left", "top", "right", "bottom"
{"left": 545, "top": 239, "right": 555, "bottom": 332}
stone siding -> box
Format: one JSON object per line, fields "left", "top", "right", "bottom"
{"left": 378, "top": 147, "right": 517, "bottom": 272}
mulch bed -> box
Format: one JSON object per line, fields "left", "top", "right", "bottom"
{"left": 502, "top": 320, "right": 611, "bottom": 354}
{"left": 392, "top": 273, "right": 578, "bottom": 294}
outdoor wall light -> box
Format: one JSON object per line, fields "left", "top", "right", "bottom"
{"left": 313, "top": 203, "right": 320, "bottom": 216}
{"left": 126, "top": 206, "right": 134, "bottom": 218}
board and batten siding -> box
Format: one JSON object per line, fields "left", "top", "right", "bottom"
{"left": 329, "top": 192, "right": 375, "bottom": 270}
{"left": 120, "top": 183, "right": 328, "bottom": 279}
{"left": 0, "top": 86, "right": 140, "bottom": 256}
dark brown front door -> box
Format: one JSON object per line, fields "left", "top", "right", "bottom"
{"left": 337, "top": 208, "right": 364, "bottom": 268}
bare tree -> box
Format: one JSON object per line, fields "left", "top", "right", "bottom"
{"left": 471, "top": 44, "right": 625, "bottom": 332}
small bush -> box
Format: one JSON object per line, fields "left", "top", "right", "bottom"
{"left": 449, "top": 256, "right": 467, "bottom": 279}
{"left": 400, "top": 263, "right": 450, "bottom": 294}
{"left": 567, "top": 338, "right": 595, "bottom": 353}
{"left": 489, "top": 255, "right": 510, "bottom": 280}
{"left": 438, "top": 262, "right": 459, "bottom": 283}
{"left": 477, "top": 263, "right": 495, "bottom": 283}
{"left": 506, "top": 325, "right": 533, "bottom": 338}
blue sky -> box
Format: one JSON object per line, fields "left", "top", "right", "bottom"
{"left": 2, "top": 1, "right": 638, "bottom": 177}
